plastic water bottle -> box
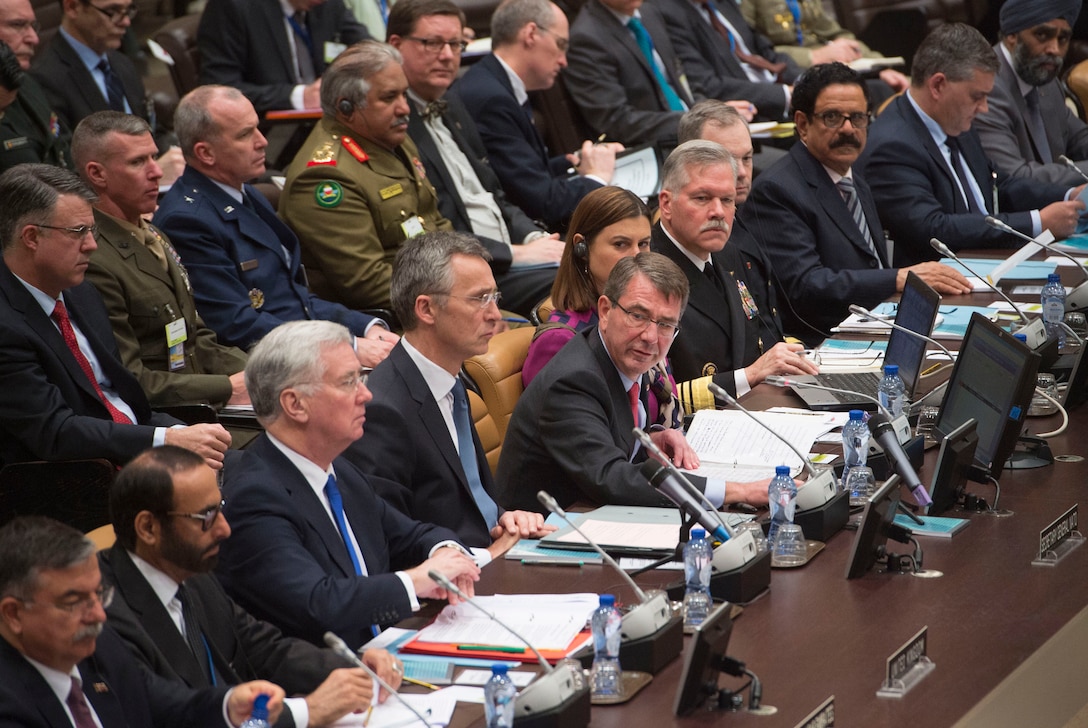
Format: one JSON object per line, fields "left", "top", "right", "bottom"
{"left": 484, "top": 663, "right": 517, "bottom": 728}
{"left": 766, "top": 465, "right": 797, "bottom": 545}
{"left": 240, "top": 694, "right": 271, "bottom": 728}
{"left": 1042, "top": 273, "right": 1067, "bottom": 348}
{"left": 878, "top": 364, "right": 906, "bottom": 417}
{"left": 590, "top": 594, "right": 623, "bottom": 697}
{"left": 841, "top": 409, "right": 870, "bottom": 485}
{"left": 682, "top": 528, "right": 713, "bottom": 628}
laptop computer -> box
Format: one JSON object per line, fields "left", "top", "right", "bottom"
{"left": 792, "top": 272, "right": 941, "bottom": 411}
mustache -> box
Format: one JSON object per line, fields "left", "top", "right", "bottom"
{"left": 74, "top": 622, "right": 104, "bottom": 642}
{"left": 700, "top": 220, "right": 730, "bottom": 233}
{"left": 393, "top": 115, "right": 410, "bottom": 127}
{"left": 830, "top": 135, "right": 862, "bottom": 149}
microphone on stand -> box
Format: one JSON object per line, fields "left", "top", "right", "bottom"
{"left": 867, "top": 413, "right": 933, "bottom": 507}
{"left": 1059, "top": 154, "right": 1088, "bottom": 184}
{"left": 984, "top": 215, "right": 1088, "bottom": 318}
{"left": 847, "top": 304, "right": 955, "bottom": 363}
{"left": 324, "top": 632, "right": 435, "bottom": 727}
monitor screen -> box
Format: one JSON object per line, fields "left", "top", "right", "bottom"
{"left": 673, "top": 603, "right": 734, "bottom": 716}
{"left": 935, "top": 313, "right": 1038, "bottom": 479}
{"left": 845, "top": 474, "right": 902, "bottom": 579}
{"left": 926, "top": 418, "right": 979, "bottom": 516}
{"left": 885, "top": 271, "right": 941, "bottom": 396}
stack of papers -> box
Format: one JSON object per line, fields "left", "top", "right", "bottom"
{"left": 832, "top": 302, "right": 995, "bottom": 339}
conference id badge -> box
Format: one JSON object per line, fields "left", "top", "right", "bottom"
{"left": 401, "top": 215, "right": 425, "bottom": 239}
{"left": 166, "top": 318, "right": 187, "bottom": 371}
{"left": 324, "top": 41, "right": 347, "bottom": 63}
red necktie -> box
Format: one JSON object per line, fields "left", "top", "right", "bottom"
{"left": 66, "top": 677, "right": 97, "bottom": 728}
{"left": 52, "top": 300, "right": 132, "bottom": 424}
{"left": 628, "top": 382, "right": 641, "bottom": 428}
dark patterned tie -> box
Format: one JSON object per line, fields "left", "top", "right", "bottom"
{"left": 176, "top": 584, "right": 214, "bottom": 684}
{"left": 946, "top": 136, "right": 984, "bottom": 214}
{"left": 66, "top": 677, "right": 97, "bottom": 728}
{"left": 836, "top": 177, "right": 881, "bottom": 266}
{"left": 96, "top": 58, "right": 126, "bottom": 111}
{"left": 1024, "top": 88, "right": 1053, "bottom": 164}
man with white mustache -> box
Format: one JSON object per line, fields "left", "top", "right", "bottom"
{"left": 650, "top": 140, "right": 818, "bottom": 402}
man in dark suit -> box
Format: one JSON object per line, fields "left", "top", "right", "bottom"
{"left": 388, "top": 0, "right": 563, "bottom": 314}
{"left": 652, "top": 140, "right": 818, "bottom": 405}
{"left": 0, "top": 515, "right": 285, "bottom": 727}
{"left": 565, "top": 0, "right": 696, "bottom": 146}
{"left": 655, "top": 0, "right": 800, "bottom": 123}
{"left": 216, "top": 320, "right": 481, "bottom": 649}
{"left": 452, "top": 0, "right": 618, "bottom": 231}
{"left": 975, "top": 0, "right": 1088, "bottom": 185}
{"left": 154, "top": 85, "right": 395, "bottom": 363}
{"left": 346, "top": 232, "right": 553, "bottom": 552}
{"left": 198, "top": 0, "right": 371, "bottom": 115}
{"left": 0, "top": 164, "right": 232, "bottom": 467}
{"left": 74, "top": 112, "right": 250, "bottom": 411}
{"left": 859, "top": 24, "right": 1080, "bottom": 267}
{"left": 496, "top": 252, "right": 771, "bottom": 511}
{"left": 102, "top": 446, "right": 402, "bottom": 727}
{"left": 745, "top": 63, "right": 971, "bottom": 341}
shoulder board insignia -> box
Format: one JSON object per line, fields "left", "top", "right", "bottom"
{"left": 308, "top": 141, "right": 338, "bottom": 167}
{"left": 341, "top": 136, "right": 369, "bottom": 163}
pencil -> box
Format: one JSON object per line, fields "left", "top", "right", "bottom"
{"left": 403, "top": 676, "right": 440, "bottom": 690}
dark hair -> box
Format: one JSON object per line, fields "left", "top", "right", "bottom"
{"left": 602, "top": 252, "right": 689, "bottom": 314}
{"left": 0, "top": 517, "right": 95, "bottom": 601}
{"left": 551, "top": 186, "right": 649, "bottom": 312}
{"left": 390, "top": 230, "right": 491, "bottom": 329}
{"left": 910, "top": 23, "right": 998, "bottom": 86}
{"left": 790, "top": 62, "right": 870, "bottom": 118}
{"left": 386, "top": 0, "right": 465, "bottom": 40}
{"left": 110, "top": 446, "right": 206, "bottom": 551}
{"left": 0, "top": 164, "right": 97, "bottom": 251}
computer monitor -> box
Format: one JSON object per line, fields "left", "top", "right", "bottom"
{"left": 935, "top": 313, "right": 1039, "bottom": 480}
{"left": 845, "top": 474, "right": 902, "bottom": 579}
{"left": 926, "top": 418, "right": 979, "bottom": 516}
{"left": 885, "top": 271, "right": 941, "bottom": 396}
{"left": 673, "top": 604, "right": 735, "bottom": 716}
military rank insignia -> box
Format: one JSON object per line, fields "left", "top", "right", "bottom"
{"left": 315, "top": 181, "right": 343, "bottom": 208}
{"left": 308, "top": 141, "right": 337, "bottom": 167}
{"left": 341, "top": 136, "right": 369, "bottom": 163}
{"left": 737, "top": 280, "right": 759, "bottom": 320}
{"left": 701, "top": 362, "right": 718, "bottom": 377}
{"left": 248, "top": 288, "right": 265, "bottom": 309}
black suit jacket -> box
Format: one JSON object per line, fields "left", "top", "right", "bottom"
{"left": 565, "top": 0, "right": 696, "bottom": 146}
{"left": 345, "top": 342, "right": 498, "bottom": 547}
{"left": 0, "top": 627, "right": 227, "bottom": 728}
{"left": 29, "top": 33, "right": 146, "bottom": 136}
{"left": 198, "top": 0, "right": 370, "bottom": 114}
{"left": 655, "top": 0, "right": 798, "bottom": 121}
{"left": 0, "top": 262, "right": 180, "bottom": 466}
{"left": 495, "top": 327, "right": 705, "bottom": 512}
{"left": 726, "top": 215, "right": 785, "bottom": 345}
{"left": 451, "top": 54, "right": 602, "bottom": 230}
{"left": 216, "top": 434, "right": 466, "bottom": 649}
{"left": 858, "top": 92, "right": 1069, "bottom": 266}
{"left": 744, "top": 141, "right": 896, "bottom": 342}
{"left": 651, "top": 222, "right": 761, "bottom": 391}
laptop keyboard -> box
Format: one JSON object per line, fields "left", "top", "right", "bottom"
{"left": 812, "top": 372, "right": 881, "bottom": 402}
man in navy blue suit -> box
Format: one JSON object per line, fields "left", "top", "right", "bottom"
{"left": 154, "top": 85, "right": 397, "bottom": 364}
{"left": 216, "top": 320, "right": 480, "bottom": 649}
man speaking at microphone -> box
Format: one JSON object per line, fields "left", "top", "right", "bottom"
{"left": 496, "top": 252, "right": 770, "bottom": 512}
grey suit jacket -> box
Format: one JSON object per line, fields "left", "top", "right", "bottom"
{"left": 975, "top": 43, "right": 1088, "bottom": 186}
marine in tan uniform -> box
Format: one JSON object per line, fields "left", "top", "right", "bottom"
{"left": 280, "top": 41, "right": 451, "bottom": 312}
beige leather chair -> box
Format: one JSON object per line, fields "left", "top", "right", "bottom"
{"left": 1065, "top": 60, "right": 1088, "bottom": 122}
{"left": 86, "top": 524, "right": 117, "bottom": 551}
{"left": 463, "top": 326, "right": 535, "bottom": 463}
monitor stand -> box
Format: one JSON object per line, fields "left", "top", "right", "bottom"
{"left": 1004, "top": 435, "right": 1054, "bottom": 470}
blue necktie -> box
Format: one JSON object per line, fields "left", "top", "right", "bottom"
{"left": 324, "top": 474, "right": 363, "bottom": 576}
{"left": 96, "top": 58, "right": 126, "bottom": 112}
{"left": 626, "top": 17, "right": 686, "bottom": 112}
{"left": 784, "top": 0, "right": 804, "bottom": 44}
{"left": 451, "top": 380, "right": 500, "bottom": 530}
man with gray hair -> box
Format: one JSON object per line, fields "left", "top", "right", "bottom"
{"left": 154, "top": 85, "right": 393, "bottom": 360}
{"left": 281, "top": 40, "right": 450, "bottom": 312}
{"left": 347, "top": 231, "right": 553, "bottom": 553}
{"left": 860, "top": 23, "right": 1081, "bottom": 266}
{"left": 651, "top": 140, "right": 817, "bottom": 411}
{"left": 0, "top": 515, "right": 287, "bottom": 726}
{"left": 0, "top": 163, "right": 231, "bottom": 468}
{"left": 215, "top": 319, "right": 481, "bottom": 649}
{"left": 498, "top": 251, "right": 771, "bottom": 511}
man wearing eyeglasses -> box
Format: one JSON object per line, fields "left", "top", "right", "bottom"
{"left": 858, "top": 24, "right": 1081, "bottom": 268}
{"left": 0, "top": 163, "right": 233, "bottom": 469}
{"left": 745, "top": 62, "right": 971, "bottom": 341}
{"left": 0, "top": 516, "right": 288, "bottom": 728}
{"left": 100, "top": 445, "right": 402, "bottom": 728}
{"left": 346, "top": 232, "right": 554, "bottom": 554}
{"left": 497, "top": 251, "right": 770, "bottom": 511}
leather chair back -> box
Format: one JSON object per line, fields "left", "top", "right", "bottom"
{"left": 463, "top": 326, "right": 535, "bottom": 459}
{"left": 468, "top": 389, "right": 502, "bottom": 476}
{"left": 1066, "top": 60, "right": 1088, "bottom": 122}
{"left": 151, "top": 13, "right": 202, "bottom": 97}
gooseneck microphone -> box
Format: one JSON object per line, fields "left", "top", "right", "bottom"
{"left": 847, "top": 304, "right": 955, "bottom": 363}
{"left": 763, "top": 374, "right": 893, "bottom": 419}
{"left": 868, "top": 413, "right": 932, "bottom": 507}
{"left": 324, "top": 632, "right": 434, "bottom": 727}
{"left": 1059, "top": 154, "right": 1088, "bottom": 184}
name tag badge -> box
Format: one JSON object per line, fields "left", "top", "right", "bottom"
{"left": 379, "top": 183, "right": 403, "bottom": 200}
{"left": 3, "top": 136, "right": 28, "bottom": 150}
{"left": 401, "top": 216, "right": 425, "bottom": 239}
{"left": 165, "top": 318, "right": 188, "bottom": 371}
{"left": 324, "top": 41, "right": 347, "bottom": 64}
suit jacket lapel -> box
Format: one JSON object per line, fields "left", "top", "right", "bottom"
{"left": 80, "top": 656, "right": 129, "bottom": 727}
{"left": 94, "top": 213, "right": 174, "bottom": 289}
{"left": 587, "top": 329, "right": 637, "bottom": 456}
{"left": 0, "top": 637, "right": 75, "bottom": 727}
{"left": 795, "top": 145, "right": 881, "bottom": 262}
{"left": 54, "top": 36, "right": 109, "bottom": 115}
{"left": 478, "top": 55, "right": 550, "bottom": 161}
{"left": 713, "top": 251, "right": 750, "bottom": 363}
{"left": 407, "top": 107, "right": 466, "bottom": 224}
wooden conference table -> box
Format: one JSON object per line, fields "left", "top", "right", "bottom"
{"left": 404, "top": 282, "right": 1088, "bottom": 727}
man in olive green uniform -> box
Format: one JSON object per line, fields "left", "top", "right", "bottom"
{"left": 280, "top": 41, "right": 450, "bottom": 312}
{"left": 73, "top": 111, "right": 250, "bottom": 413}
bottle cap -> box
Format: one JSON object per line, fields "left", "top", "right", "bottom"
{"left": 691, "top": 528, "right": 706, "bottom": 540}
{"left": 1048, "top": 273, "right": 1062, "bottom": 283}
{"left": 883, "top": 364, "right": 899, "bottom": 376}
{"left": 849, "top": 409, "right": 864, "bottom": 420}
{"left": 599, "top": 594, "right": 615, "bottom": 607}
{"left": 776, "top": 465, "right": 790, "bottom": 476}
{"left": 491, "top": 663, "right": 509, "bottom": 676}
{"left": 251, "top": 694, "right": 270, "bottom": 720}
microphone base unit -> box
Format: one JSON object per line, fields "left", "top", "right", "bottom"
{"left": 1065, "top": 281, "right": 1088, "bottom": 313}
{"left": 795, "top": 467, "right": 837, "bottom": 511}
{"left": 573, "top": 614, "right": 684, "bottom": 675}
{"left": 793, "top": 488, "right": 851, "bottom": 543}
{"left": 514, "top": 668, "right": 592, "bottom": 728}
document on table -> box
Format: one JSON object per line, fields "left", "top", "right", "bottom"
{"left": 414, "top": 594, "right": 598, "bottom": 651}
{"left": 338, "top": 691, "right": 457, "bottom": 727}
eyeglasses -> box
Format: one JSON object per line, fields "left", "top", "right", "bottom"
{"left": 536, "top": 24, "right": 569, "bottom": 52}
{"left": 810, "top": 111, "right": 870, "bottom": 129}
{"left": 404, "top": 36, "right": 468, "bottom": 54}
{"left": 34, "top": 223, "right": 98, "bottom": 239}
{"left": 609, "top": 299, "right": 680, "bottom": 338}
{"left": 441, "top": 291, "right": 503, "bottom": 309}
{"left": 86, "top": 2, "right": 137, "bottom": 22}
{"left": 1, "top": 18, "right": 40, "bottom": 33}
{"left": 20, "top": 585, "right": 114, "bottom": 615}
{"left": 168, "top": 499, "right": 226, "bottom": 531}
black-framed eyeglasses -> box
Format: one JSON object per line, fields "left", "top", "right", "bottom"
{"left": 439, "top": 291, "right": 503, "bottom": 309}
{"left": 33, "top": 223, "right": 98, "bottom": 239}
{"left": 535, "top": 24, "right": 569, "bottom": 52}
{"left": 86, "top": 1, "right": 137, "bottom": 22}
{"left": 2, "top": 18, "right": 40, "bottom": 33}
{"left": 168, "top": 499, "right": 225, "bottom": 531}
{"left": 609, "top": 298, "right": 681, "bottom": 338}
{"left": 405, "top": 36, "right": 468, "bottom": 54}
{"left": 19, "top": 585, "right": 114, "bottom": 615}
{"left": 810, "top": 111, "right": 870, "bottom": 129}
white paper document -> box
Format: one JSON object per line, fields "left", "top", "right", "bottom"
{"left": 552, "top": 519, "right": 683, "bottom": 551}
{"left": 414, "top": 594, "right": 598, "bottom": 651}
{"left": 335, "top": 691, "right": 456, "bottom": 727}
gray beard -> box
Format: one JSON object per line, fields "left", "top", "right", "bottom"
{"left": 1013, "top": 42, "right": 1064, "bottom": 87}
